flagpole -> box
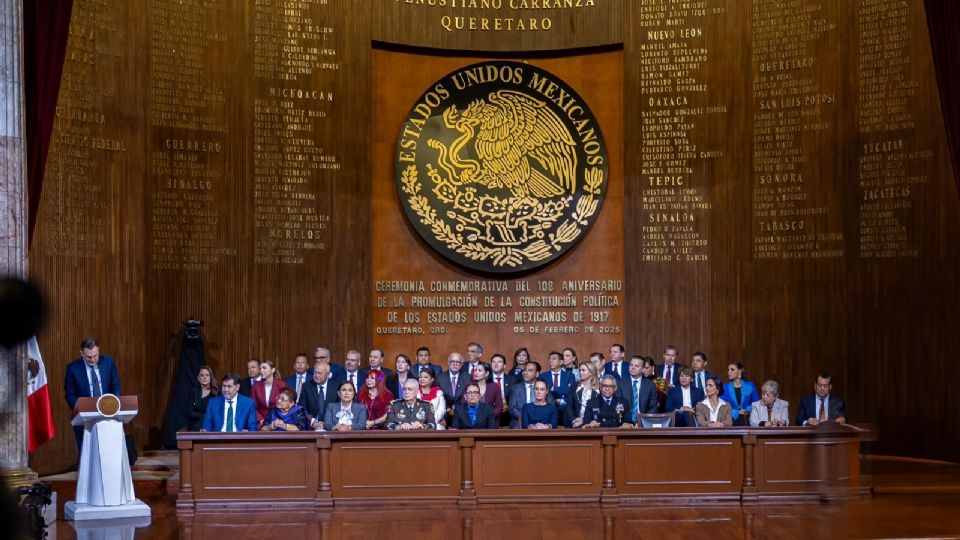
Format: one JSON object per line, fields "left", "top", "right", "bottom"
{"left": 0, "top": 0, "right": 39, "bottom": 489}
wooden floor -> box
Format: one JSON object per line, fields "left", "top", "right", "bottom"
{"left": 46, "top": 455, "right": 960, "bottom": 539}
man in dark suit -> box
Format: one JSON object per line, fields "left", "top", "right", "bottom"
{"left": 64, "top": 338, "right": 122, "bottom": 456}
{"left": 297, "top": 362, "right": 338, "bottom": 429}
{"left": 460, "top": 342, "right": 492, "bottom": 382}
{"left": 616, "top": 356, "right": 659, "bottom": 423}
{"left": 489, "top": 354, "right": 515, "bottom": 426}
{"left": 437, "top": 352, "right": 468, "bottom": 405}
{"left": 362, "top": 348, "right": 394, "bottom": 381}
{"left": 665, "top": 367, "right": 705, "bottom": 427}
{"left": 796, "top": 372, "right": 847, "bottom": 426}
{"left": 238, "top": 358, "right": 260, "bottom": 397}
{"left": 540, "top": 351, "right": 575, "bottom": 411}
{"left": 342, "top": 349, "right": 364, "bottom": 389}
{"left": 509, "top": 361, "right": 553, "bottom": 428}
{"left": 451, "top": 383, "right": 497, "bottom": 429}
{"left": 411, "top": 346, "right": 443, "bottom": 378}
{"left": 603, "top": 343, "right": 629, "bottom": 380}
{"left": 689, "top": 351, "right": 716, "bottom": 392}
{"left": 314, "top": 347, "right": 345, "bottom": 382}
{"left": 203, "top": 373, "right": 258, "bottom": 432}
{"left": 284, "top": 352, "right": 313, "bottom": 403}
{"left": 655, "top": 345, "right": 684, "bottom": 388}
{"left": 585, "top": 375, "right": 632, "bottom": 428}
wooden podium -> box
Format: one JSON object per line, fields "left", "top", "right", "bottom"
{"left": 65, "top": 395, "right": 151, "bottom": 522}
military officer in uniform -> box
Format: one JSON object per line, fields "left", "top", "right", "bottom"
{"left": 583, "top": 374, "right": 633, "bottom": 428}
{"left": 386, "top": 380, "right": 437, "bottom": 430}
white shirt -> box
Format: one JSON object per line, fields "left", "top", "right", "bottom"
{"left": 221, "top": 397, "right": 237, "bottom": 432}
{"left": 702, "top": 397, "right": 726, "bottom": 422}
{"left": 525, "top": 383, "right": 533, "bottom": 403}
{"left": 295, "top": 374, "right": 306, "bottom": 399}
{"left": 85, "top": 363, "right": 103, "bottom": 395}
{"left": 681, "top": 386, "right": 692, "bottom": 408}
{"left": 493, "top": 374, "right": 506, "bottom": 401}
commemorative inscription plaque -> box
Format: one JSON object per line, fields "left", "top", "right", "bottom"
{"left": 395, "top": 60, "right": 608, "bottom": 273}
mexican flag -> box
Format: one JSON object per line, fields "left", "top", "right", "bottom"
{"left": 27, "top": 336, "right": 55, "bottom": 451}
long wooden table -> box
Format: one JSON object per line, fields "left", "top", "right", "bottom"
{"left": 176, "top": 425, "right": 868, "bottom": 511}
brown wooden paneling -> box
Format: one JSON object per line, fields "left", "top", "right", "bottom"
{"left": 330, "top": 439, "right": 460, "bottom": 499}
{"left": 474, "top": 440, "right": 602, "bottom": 496}
{"left": 619, "top": 439, "right": 742, "bottom": 492}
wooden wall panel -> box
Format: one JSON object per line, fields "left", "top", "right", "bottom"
{"left": 24, "top": 0, "right": 960, "bottom": 474}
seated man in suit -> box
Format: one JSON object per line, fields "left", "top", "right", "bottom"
{"left": 539, "top": 351, "right": 575, "bottom": 411}
{"left": 313, "top": 347, "right": 344, "bottom": 382}
{"left": 437, "top": 352, "right": 467, "bottom": 406}
{"left": 616, "top": 356, "right": 659, "bottom": 424}
{"left": 796, "top": 372, "right": 847, "bottom": 426}
{"left": 460, "top": 342, "right": 492, "bottom": 382}
{"left": 411, "top": 346, "right": 443, "bottom": 378}
{"left": 342, "top": 349, "right": 364, "bottom": 389}
{"left": 689, "top": 351, "right": 716, "bottom": 392}
{"left": 284, "top": 352, "right": 313, "bottom": 403}
{"left": 489, "top": 353, "right": 515, "bottom": 426}
{"left": 452, "top": 383, "right": 497, "bottom": 429}
{"left": 665, "top": 367, "right": 705, "bottom": 427}
{"left": 238, "top": 358, "right": 260, "bottom": 397}
{"left": 603, "top": 343, "right": 629, "bottom": 380}
{"left": 364, "top": 348, "right": 395, "bottom": 380}
{"left": 64, "top": 338, "right": 122, "bottom": 456}
{"left": 509, "top": 361, "right": 554, "bottom": 428}
{"left": 750, "top": 380, "right": 790, "bottom": 427}
{"left": 203, "top": 373, "right": 258, "bottom": 432}
{"left": 584, "top": 374, "right": 632, "bottom": 428}
{"left": 298, "top": 361, "right": 338, "bottom": 429}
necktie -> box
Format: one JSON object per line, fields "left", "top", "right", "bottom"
{"left": 319, "top": 384, "right": 325, "bottom": 401}
{"left": 553, "top": 372, "right": 559, "bottom": 388}
{"left": 297, "top": 375, "right": 303, "bottom": 399}
{"left": 350, "top": 373, "right": 355, "bottom": 386}
{"left": 496, "top": 376, "right": 503, "bottom": 399}
{"left": 818, "top": 398, "right": 827, "bottom": 421}
{"left": 767, "top": 404, "right": 774, "bottom": 424}
{"left": 470, "top": 364, "right": 476, "bottom": 376}
{"left": 526, "top": 383, "right": 532, "bottom": 403}
{"left": 90, "top": 366, "right": 102, "bottom": 396}
{"left": 696, "top": 373, "right": 703, "bottom": 389}
{"left": 451, "top": 374, "right": 457, "bottom": 389}
{"left": 225, "top": 400, "right": 235, "bottom": 432}
{"left": 632, "top": 379, "right": 640, "bottom": 422}
{"left": 666, "top": 365, "right": 673, "bottom": 386}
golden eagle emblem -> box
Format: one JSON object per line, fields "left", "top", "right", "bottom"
{"left": 396, "top": 61, "right": 607, "bottom": 273}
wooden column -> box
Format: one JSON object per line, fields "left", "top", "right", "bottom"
{"left": 601, "top": 435, "right": 617, "bottom": 504}
{"left": 316, "top": 437, "right": 332, "bottom": 507}
{"left": 176, "top": 439, "right": 194, "bottom": 513}
{"left": 741, "top": 434, "right": 758, "bottom": 505}
{"left": 458, "top": 437, "right": 476, "bottom": 505}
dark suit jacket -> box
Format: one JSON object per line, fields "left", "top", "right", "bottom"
{"left": 451, "top": 402, "right": 497, "bottom": 429}
{"left": 437, "top": 370, "right": 468, "bottom": 405}
{"left": 325, "top": 363, "right": 346, "bottom": 382}
{"left": 238, "top": 377, "right": 256, "bottom": 397}
{"left": 690, "top": 370, "right": 717, "bottom": 391}
{"left": 565, "top": 385, "right": 601, "bottom": 427}
{"left": 602, "top": 361, "right": 629, "bottom": 380}
{"left": 508, "top": 381, "right": 555, "bottom": 428}
{"left": 323, "top": 402, "right": 368, "bottom": 431}
{"left": 360, "top": 367, "right": 395, "bottom": 383}
{"left": 584, "top": 395, "right": 630, "bottom": 427}
{"left": 284, "top": 371, "right": 314, "bottom": 397}
{"left": 385, "top": 373, "right": 418, "bottom": 398}
{"left": 539, "top": 370, "right": 575, "bottom": 405}
{"left": 252, "top": 379, "right": 289, "bottom": 423}
{"left": 202, "top": 394, "right": 258, "bottom": 432}
{"left": 615, "top": 376, "right": 659, "bottom": 422}
{"left": 459, "top": 361, "right": 492, "bottom": 382}
{"left": 188, "top": 387, "right": 217, "bottom": 430}
{"left": 411, "top": 363, "right": 443, "bottom": 378}
{"left": 655, "top": 363, "right": 685, "bottom": 387}
{"left": 297, "top": 379, "right": 339, "bottom": 423}
{"left": 665, "top": 385, "right": 705, "bottom": 413}
{"left": 64, "top": 356, "right": 122, "bottom": 410}
{"left": 796, "top": 394, "right": 847, "bottom": 425}
{"left": 490, "top": 372, "right": 517, "bottom": 404}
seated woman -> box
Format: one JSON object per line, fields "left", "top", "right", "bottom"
{"left": 565, "top": 362, "right": 600, "bottom": 428}
{"left": 584, "top": 374, "right": 632, "bottom": 428}
{"left": 722, "top": 362, "right": 760, "bottom": 426}
{"left": 262, "top": 388, "right": 309, "bottom": 431}
{"left": 323, "top": 381, "right": 367, "bottom": 431}
{"left": 521, "top": 380, "right": 557, "bottom": 429}
{"left": 387, "top": 379, "right": 436, "bottom": 430}
{"left": 188, "top": 365, "right": 218, "bottom": 430}
{"left": 461, "top": 363, "right": 502, "bottom": 422}
{"left": 357, "top": 370, "right": 394, "bottom": 429}
{"left": 695, "top": 377, "right": 733, "bottom": 427}
{"left": 750, "top": 380, "right": 790, "bottom": 427}
{"left": 417, "top": 366, "right": 447, "bottom": 430}
{"left": 387, "top": 353, "right": 414, "bottom": 398}
{"left": 452, "top": 383, "right": 497, "bottom": 429}
{"left": 508, "top": 347, "right": 530, "bottom": 379}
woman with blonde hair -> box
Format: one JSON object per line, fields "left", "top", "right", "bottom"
{"left": 565, "top": 362, "right": 600, "bottom": 428}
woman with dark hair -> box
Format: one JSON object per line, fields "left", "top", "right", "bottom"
{"left": 253, "top": 359, "right": 289, "bottom": 425}
{"left": 642, "top": 357, "right": 668, "bottom": 413}
{"left": 522, "top": 380, "right": 557, "bottom": 429}
{"left": 695, "top": 377, "right": 733, "bottom": 427}
{"left": 323, "top": 381, "right": 367, "bottom": 431}
{"left": 461, "top": 363, "right": 503, "bottom": 422}
{"left": 188, "top": 365, "right": 218, "bottom": 430}
{"left": 509, "top": 347, "right": 530, "bottom": 378}
{"left": 262, "top": 388, "right": 309, "bottom": 431}
{"left": 561, "top": 347, "right": 580, "bottom": 381}
{"left": 417, "top": 366, "right": 447, "bottom": 429}
{"left": 722, "top": 362, "right": 760, "bottom": 426}
{"left": 358, "top": 369, "right": 394, "bottom": 429}
{"left": 387, "top": 353, "right": 414, "bottom": 397}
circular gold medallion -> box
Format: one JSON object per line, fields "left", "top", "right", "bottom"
{"left": 96, "top": 394, "right": 121, "bottom": 417}
{"left": 396, "top": 61, "right": 608, "bottom": 273}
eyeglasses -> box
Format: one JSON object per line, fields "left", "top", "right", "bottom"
{"left": 464, "top": 391, "right": 480, "bottom": 395}
{"left": 600, "top": 384, "right": 617, "bottom": 388}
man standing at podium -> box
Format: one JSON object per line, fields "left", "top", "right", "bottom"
{"left": 64, "top": 338, "right": 122, "bottom": 457}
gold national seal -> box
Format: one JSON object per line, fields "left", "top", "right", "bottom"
{"left": 395, "top": 60, "right": 608, "bottom": 273}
